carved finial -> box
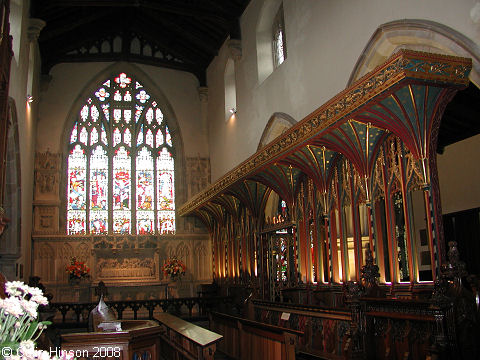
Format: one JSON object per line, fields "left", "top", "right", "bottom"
{"left": 441, "top": 241, "right": 467, "bottom": 280}
{"left": 431, "top": 277, "right": 450, "bottom": 304}
{"left": 95, "top": 281, "right": 109, "bottom": 299}
{"left": 342, "top": 281, "right": 365, "bottom": 301}
{"left": 359, "top": 245, "right": 385, "bottom": 298}
{"left": 432, "top": 241, "right": 470, "bottom": 303}
{"left": 361, "top": 246, "right": 380, "bottom": 289}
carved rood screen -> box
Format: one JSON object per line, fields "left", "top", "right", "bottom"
{"left": 180, "top": 50, "right": 471, "bottom": 214}
{"left": 179, "top": 50, "right": 472, "bottom": 289}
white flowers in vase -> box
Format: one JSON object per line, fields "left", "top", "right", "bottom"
{"left": 0, "top": 281, "right": 61, "bottom": 360}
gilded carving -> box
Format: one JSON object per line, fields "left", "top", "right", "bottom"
{"left": 386, "top": 137, "right": 401, "bottom": 187}
{"left": 330, "top": 170, "right": 338, "bottom": 204}
{"left": 405, "top": 152, "right": 424, "bottom": 190}
{"left": 373, "top": 153, "right": 386, "bottom": 201}
{"left": 353, "top": 168, "right": 366, "bottom": 204}
{"left": 341, "top": 160, "right": 352, "bottom": 206}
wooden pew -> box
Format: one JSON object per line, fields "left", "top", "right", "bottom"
{"left": 209, "top": 311, "right": 304, "bottom": 360}
{"left": 251, "top": 299, "right": 351, "bottom": 359}
{"left": 156, "top": 312, "right": 223, "bottom": 360}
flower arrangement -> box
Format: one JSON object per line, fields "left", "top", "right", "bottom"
{"left": 162, "top": 257, "right": 186, "bottom": 280}
{"left": 0, "top": 281, "right": 54, "bottom": 359}
{"left": 65, "top": 257, "right": 90, "bottom": 280}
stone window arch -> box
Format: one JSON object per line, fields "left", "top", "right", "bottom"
{"left": 256, "top": 0, "right": 287, "bottom": 83}
{"left": 224, "top": 58, "right": 237, "bottom": 121}
{"left": 348, "top": 19, "right": 480, "bottom": 87}
{"left": 62, "top": 63, "right": 185, "bottom": 236}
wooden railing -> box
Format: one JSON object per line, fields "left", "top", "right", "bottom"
{"left": 209, "top": 311, "right": 303, "bottom": 360}
{"left": 157, "top": 313, "right": 223, "bottom": 360}
{"left": 48, "top": 296, "right": 233, "bottom": 326}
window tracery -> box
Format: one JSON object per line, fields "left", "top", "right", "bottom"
{"left": 67, "top": 72, "right": 175, "bottom": 235}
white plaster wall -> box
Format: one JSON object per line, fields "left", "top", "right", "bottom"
{"left": 37, "top": 63, "right": 207, "bottom": 158}
{"left": 206, "top": 0, "right": 480, "bottom": 181}
{"left": 437, "top": 134, "right": 480, "bottom": 214}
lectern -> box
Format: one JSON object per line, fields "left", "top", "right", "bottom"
{"left": 61, "top": 320, "right": 161, "bottom": 360}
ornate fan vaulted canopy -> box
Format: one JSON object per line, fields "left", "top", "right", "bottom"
{"left": 30, "top": 0, "right": 251, "bottom": 85}
{"left": 179, "top": 50, "right": 472, "bottom": 224}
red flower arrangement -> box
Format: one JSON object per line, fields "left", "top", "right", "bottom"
{"left": 162, "top": 257, "right": 186, "bottom": 280}
{"left": 66, "top": 257, "right": 90, "bottom": 280}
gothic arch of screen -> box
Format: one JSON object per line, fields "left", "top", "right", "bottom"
{"left": 66, "top": 71, "right": 176, "bottom": 236}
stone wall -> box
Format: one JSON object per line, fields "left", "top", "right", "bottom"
{"left": 32, "top": 234, "right": 211, "bottom": 302}
{"left": 32, "top": 149, "right": 213, "bottom": 302}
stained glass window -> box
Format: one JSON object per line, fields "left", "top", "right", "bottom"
{"left": 67, "top": 145, "right": 87, "bottom": 234}
{"left": 280, "top": 238, "right": 288, "bottom": 281}
{"left": 113, "top": 147, "right": 131, "bottom": 233}
{"left": 67, "top": 72, "right": 176, "bottom": 235}
{"left": 157, "top": 147, "right": 175, "bottom": 234}
{"left": 272, "top": 3, "right": 287, "bottom": 68}
{"left": 136, "top": 147, "right": 154, "bottom": 234}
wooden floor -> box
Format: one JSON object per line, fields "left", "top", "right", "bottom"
{"left": 214, "top": 351, "right": 235, "bottom": 360}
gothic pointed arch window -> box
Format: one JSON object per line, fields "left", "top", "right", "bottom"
{"left": 272, "top": 3, "right": 287, "bottom": 68}
{"left": 67, "top": 72, "right": 175, "bottom": 235}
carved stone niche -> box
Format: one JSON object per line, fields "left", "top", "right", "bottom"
{"left": 34, "top": 171, "right": 59, "bottom": 200}
{"left": 33, "top": 206, "right": 59, "bottom": 234}
{"left": 186, "top": 156, "right": 211, "bottom": 198}
{"left": 35, "top": 150, "right": 61, "bottom": 171}
{"left": 94, "top": 249, "right": 160, "bottom": 285}
{"left": 34, "top": 150, "right": 61, "bottom": 201}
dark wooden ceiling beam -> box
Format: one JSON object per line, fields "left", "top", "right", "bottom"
{"left": 39, "top": 10, "right": 112, "bottom": 41}
{"left": 50, "top": 52, "right": 198, "bottom": 75}
{"left": 39, "top": 19, "right": 210, "bottom": 72}
{"left": 132, "top": 27, "right": 210, "bottom": 67}
{"left": 39, "top": 20, "right": 121, "bottom": 55}
{"left": 38, "top": 0, "right": 231, "bottom": 25}
{"left": 30, "top": 2, "right": 71, "bottom": 21}
{"left": 148, "top": 14, "right": 219, "bottom": 56}
{"left": 33, "top": 0, "right": 251, "bottom": 86}
{"left": 42, "top": 54, "right": 202, "bottom": 86}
